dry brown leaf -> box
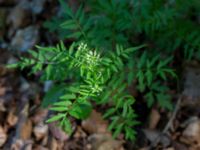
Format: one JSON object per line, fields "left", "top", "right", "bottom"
{"left": 33, "top": 125, "right": 47, "bottom": 140}
{"left": 74, "top": 126, "right": 87, "bottom": 139}
{"left": 82, "top": 110, "right": 108, "bottom": 134}
{"left": 0, "top": 87, "right": 6, "bottom": 96}
{"left": 180, "top": 118, "right": 200, "bottom": 149}
{"left": 172, "top": 141, "right": 188, "bottom": 150}
{"left": 138, "top": 148, "right": 149, "bottom": 150}
{"left": 48, "top": 137, "right": 58, "bottom": 150}
{"left": 88, "top": 134, "right": 124, "bottom": 150}
{"left": 6, "top": 0, "right": 30, "bottom": 29}
{"left": 33, "top": 123, "right": 48, "bottom": 141}
{"left": 164, "top": 148, "right": 175, "bottom": 150}
{"left": 20, "top": 120, "right": 32, "bottom": 140}
{"left": 0, "top": 126, "right": 7, "bottom": 147}
{"left": 149, "top": 108, "right": 160, "bottom": 129}
{"left": 11, "top": 139, "right": 24, "bottom": 150}
{"left": 33, "top": 145, "right": 49, "bottom": 150}
{"left": 7, "top": 111, "right": 18, "bottom": 127}
{"left": 0, "top": 101, "right": 6, "bottom": 112}
{"left": 0, "top": 66, "right": 7, "bottom": 76}
{"left": 31, "top": 108, "right": 48, "bottom": 124}
{"left": 49, "top": 122, "right": 69, "bottom": 141}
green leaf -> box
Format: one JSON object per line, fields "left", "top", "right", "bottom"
{"left": 146, "top": 69, "right": 153, "bottom": 86}
{"left": 67, "top": 32, "right": 82, "bottom": 39}
{"left": 69, "top": 102, "right": 92, "bottom": 119}
{"left": 59, "top": 0, "right": 73, "bottom": 17}
{"left": 113, "top": 123, "right": 123, "bottom": 138}
{"left": 53, "top": 101, "right": 72, "bottom": 107}
{"left": 42, "top": 85, "right": 65, "bottom": 108}
{"left": 125, "top": 126, "right": 137, "bottom": 141}
{"left": 49, "top": 107, "right": 68, "bottom": 112}
{"left": 60, "top": 93, "right": 76, "bottom": 100}
{"left": 61, "top": 20, "right": 77, "bottom": 29}
{"left": 124, "top": 44, "right": 146, "bottom": 54}
{"left": 108, "top": 116, "right": 119, "bottom": 131}
{"left": 145, "top": 92, "right": 154, "bottom": 108}
{"left": 137, "top": 71, "right": 145, "bottom": 92}
{"left": 6, "top": 63, "right": 19, "bottom": 69}
{"left": 156, "top": 93, "right": 173, "bottom": 110}
{"left": 61, "top": 118, "right": 72, "bottom": 134}
{"left": 46, "top": 114, "right": 65, "bottom": 123}
{"left": 103, "top": 108, "right": 116, "bottom": 118}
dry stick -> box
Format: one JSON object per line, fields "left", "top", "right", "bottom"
{"left": 163, "top": 96, "right": 182, "bottom": 133}
{"left": 149, "top": 96, "right": 182, "bottom": 149}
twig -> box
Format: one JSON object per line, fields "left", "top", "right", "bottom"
{"left": 163, "top": 96, "right": 182, "bottom": 133}
{"left": 148, "top": 96, "right": 182, "bottom": 149}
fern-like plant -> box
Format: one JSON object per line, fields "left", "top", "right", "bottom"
{"left": 9, "top": 0, "right": 184, "bottom": 141}
{"left": 11, "top": 41, "right": 146, "bottom": 140}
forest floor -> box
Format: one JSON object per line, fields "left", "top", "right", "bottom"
{"left": 1, "top": 0, "right": 200, "bottom": 150}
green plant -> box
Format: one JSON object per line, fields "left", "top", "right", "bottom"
{"left": 12, "top": 42, "right": 145, "bottom": 140}
{"left": 10, "top": 0, "right": 186, "bottom": 141}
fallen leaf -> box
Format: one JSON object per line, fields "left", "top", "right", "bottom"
{"left": 74, "top": 126, "right": 87, "bottom": 139}
{"left": 11, "top": 26, "right": 39, "bottom": 52}
{"left": 164, "top": 148, "right": 175, "bottom": 150}
{"left": 88, "top": 133, "right": 124, "bottom": 150}
{"left": 33, "top": 145, "right": 49, "bottom": 150}
{"left": 33, "top": 123, "right": 48, "bottom": 141}
{"left": 143, "top": 129, "right": 171, "bottom": 148}
{"left": 0, "top": 87, "right": 6, "bottom": 96}
{"left": 49, "top": 122, "right": 69, "bottom": 141}
{"left": 0, "top": 101, "right": 6, "bottom": 112}
{"left": 149, "top": 108, "right": 160, "bottom": 129}
{"left": 31, "top": 108, "right": 48, "bottom": 124}
{"left": 82, "top": 110, "right": 108, "bottom": 134}
{"left": 0, "top": 126, "right": 7, "bottom": 147}
{"left": 11, "top": 139, "right": 24, "bottom": 150}
{"left": 48, "top": 137, "right": 58, "bottom": 150}
{"left": 0, "top": 66, "right": 7, "bottom": 76}
{"left": 20, "top": 119, "right": 32, "bottom": 140}
{"left": 7, "top": 111, "right": 18, "bottom": 127}
{"left": 7, "top": 0, "right": 30, "bottom": 29}
{"left": 180, "top": 117, "right": 200, "bottom": 147}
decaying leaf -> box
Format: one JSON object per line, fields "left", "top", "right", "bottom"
{"left": 88, "top": 133, "right": 124, "bottom": 150}
{"left": 33, "top": 123, "right": 48, "bottom": 141}
{"left": 82, "top": 110, "right": 108, "bottom": 134}
{"left": 149, "top": 108, "right": 160, "bottom": 129}
{"left": 180, "top": 117, "right": 200, "bottom": 149}
{"left": 20, "top": 119, "right": 32, "bottom": 140}
{"left": 0, "top": 126, "right": 7, "bottom": 147}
